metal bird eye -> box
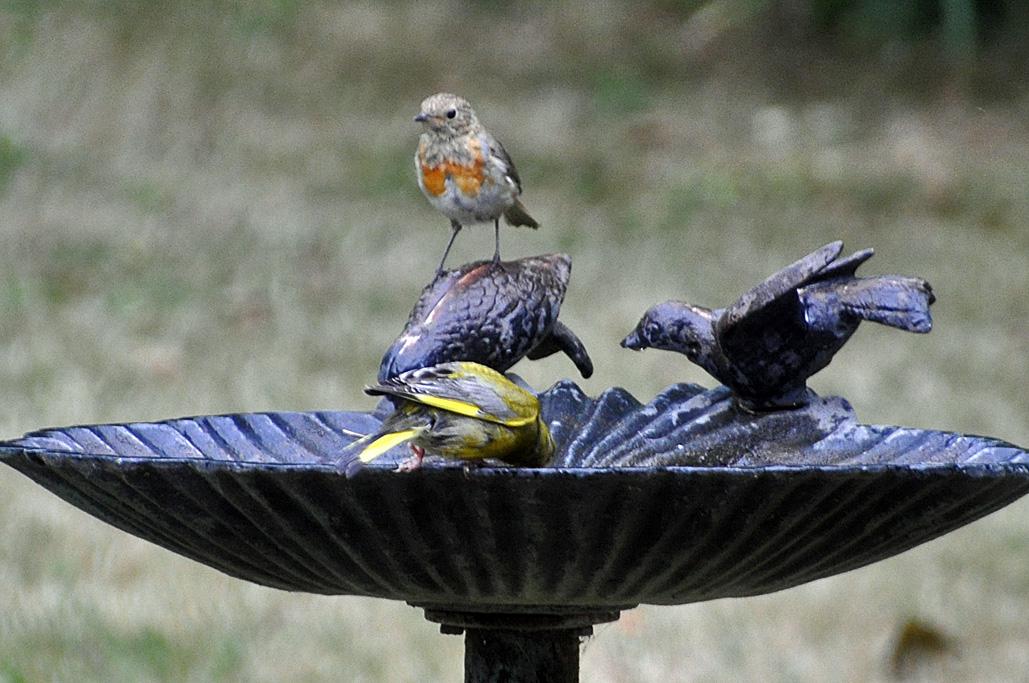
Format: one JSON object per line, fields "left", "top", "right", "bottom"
{"left": 446, "top": 109, "right": 457, "bottom": 119}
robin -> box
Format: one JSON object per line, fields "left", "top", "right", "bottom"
{"left": 414, "top": 93, "right": 539, "bottom": 273}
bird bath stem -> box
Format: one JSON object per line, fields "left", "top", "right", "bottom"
{"left": 423, "top": 609, "right": 622, "bottom": 682}
{"left": 463, "top": 628, "right": 581, "bottom": 683}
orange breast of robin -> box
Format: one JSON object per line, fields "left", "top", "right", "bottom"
{"left": 420, "top": 139, "right": 486, "bottom": 198}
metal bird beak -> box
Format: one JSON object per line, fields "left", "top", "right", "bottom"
{"left": 414, "top": 112, "right": 429, "bottom": 122}
{"left": 620, "top": 330, "right": 644, "bottom": 350}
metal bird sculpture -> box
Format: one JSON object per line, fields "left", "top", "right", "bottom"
{"left": 621, "top": 241, "right": 935, "bottom": 410}
{"left": 378, "top": 253, "right": 593, "bottom": 382}
{"left": 347, "top": 362, "right": 554, "bottom": 473}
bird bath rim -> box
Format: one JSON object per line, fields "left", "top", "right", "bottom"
{"left": 4, "top": 445, "right": 1027, "bottom": 477}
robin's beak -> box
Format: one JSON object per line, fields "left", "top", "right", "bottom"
{"left": 414, "top": 112, "right": 429, "bottom": 123}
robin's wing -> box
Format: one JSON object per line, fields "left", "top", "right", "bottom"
{"left": 366, "top": 363, "right": 537, "bottom": 426}
{"left": 717, "top": 241, "right": 844, "bottom": 346}
{"left": 413, "top": 138, "right": 430, "bottom": 195}
{"left": 482, "top": 132, "right": 523, "bottom": 193}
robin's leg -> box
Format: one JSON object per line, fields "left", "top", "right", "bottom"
{"left": 491, "top": 218, "right": 501, "bottom": 264}
{"left": 437, "top": 220, "right": 462, "bottom": 275}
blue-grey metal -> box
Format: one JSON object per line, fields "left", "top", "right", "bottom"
{"left": 378, "top": 253, "right": 592, "bottom": 381}
{"left": 621, "top": 241, "right": 935, "bottom": 409}
{"left": 1, "top": 381, "right": 1026, "bottom": 613}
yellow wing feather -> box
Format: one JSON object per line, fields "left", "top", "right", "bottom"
{"left": 411, "top": 393, "right": 535, "bottom": 427}
{"left": 358, "top": 429, "right": 419, "bottom": 463}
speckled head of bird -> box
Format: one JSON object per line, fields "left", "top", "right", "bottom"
{"left": 414, "top": 93, "right": 478, "bottom": 136}
{"left": 621, "top": 300, "right": 715, "bottom": 362}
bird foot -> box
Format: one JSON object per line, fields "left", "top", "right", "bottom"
{"left": 395, "top": 445, "right": 425, "bottom": 472}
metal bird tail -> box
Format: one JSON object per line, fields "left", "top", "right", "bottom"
{"left": 503, "top": 199, "right": 540, "bottom": 229}
{"left": 818, "top": 276, "right": 936, "bottom": 333}
{"left": 525, "top": 321, "right": 594, "bottom": 378}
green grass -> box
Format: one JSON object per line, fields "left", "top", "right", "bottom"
{"left": 0, "top": 133, "right": 28, "bottom": 193}
{"left": 1, "top": 1, "right": 1027, "bottom": 680}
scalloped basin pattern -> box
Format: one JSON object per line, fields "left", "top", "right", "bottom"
{"left": 1, "top": 382, "right": 1027, "bottom": 611}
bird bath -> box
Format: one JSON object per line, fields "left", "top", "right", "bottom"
{"left": 2, "top": 382, "right": 1027, "bottom": 682}
{"left": 3, "top": 245, "right": 1026, "bottom": 681}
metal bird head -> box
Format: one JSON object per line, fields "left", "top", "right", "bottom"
{"left": 621, "top": 301, "right": 717, "bottom": 365}
{"left": 415, "top": 93, "right": 478, "bottom": 136}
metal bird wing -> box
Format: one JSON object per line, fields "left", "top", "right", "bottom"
{"left": 378, "top": 255, "right": 581, "bottom": 381}
{"left": 809, "top": 247, "right": 874, "bottom": 282}
{"left": 716, "top": 241, "right": 845, "bottom": 356}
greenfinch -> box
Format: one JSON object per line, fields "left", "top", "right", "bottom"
{"left": 347, "top": 361, "right": 554, "bottom": 473}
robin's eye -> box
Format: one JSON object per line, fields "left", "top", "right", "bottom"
{"left": 445, "top": 109, "right": 457, "bottom": 119}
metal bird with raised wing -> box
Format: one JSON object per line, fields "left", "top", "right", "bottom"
{"left": 621, "top": 241, "right": 935, "bottom": 410}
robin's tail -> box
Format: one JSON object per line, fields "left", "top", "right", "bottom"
{"left": 503, "top": 199, "right": 540, "bottom": 229}
{"left": 804, "top": 276, "right": 935, "bottom": 333}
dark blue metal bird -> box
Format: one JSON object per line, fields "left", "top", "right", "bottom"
{"left": 379, "top": 253, "right": 593, "bottom": 382}
{"left": 621, "top": 241, "right": 935, "bottom": 410}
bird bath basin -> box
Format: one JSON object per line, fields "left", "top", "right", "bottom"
{"left": 2, "top": 381, "right": 1027, "bottom": 681}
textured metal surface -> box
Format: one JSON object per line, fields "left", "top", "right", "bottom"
{"left": 541, "top": 381, "right": 1028, "bottom": 468}
{"left": 1, "top": 381, "right": 1027, "bottom": 611}
{"left": 622, "top": 241, "right": 935, "bottom": 409}
{"left": 378, "top": 253, "right": 592, "bottom": 381}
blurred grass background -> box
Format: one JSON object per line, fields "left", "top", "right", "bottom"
{"left": 1, "top": 0, "right": 1027, "bottom": 680}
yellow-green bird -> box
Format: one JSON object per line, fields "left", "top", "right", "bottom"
{"left": 349, "top": 361, "right": 554, "bottom": 472}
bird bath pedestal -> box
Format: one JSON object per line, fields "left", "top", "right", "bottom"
{"left": 1, "top": 382, "right": 1027, "bottom": 681}
{"left": 424, "top": 609, "right": 618, "bottom": 682}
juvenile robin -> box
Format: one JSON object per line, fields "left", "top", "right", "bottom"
{"left": 414, "top": 93, "right": 539, "bottom": 273}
